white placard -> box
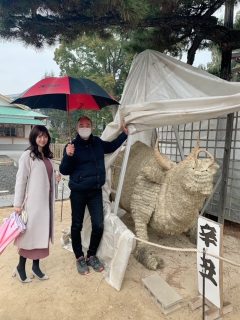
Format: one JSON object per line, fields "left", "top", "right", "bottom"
{"left": 197, "top": 216, "right": 223, "bottom": 309}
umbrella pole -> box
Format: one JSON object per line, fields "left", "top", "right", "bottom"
{"left": 66, "top": 95, "right": 71, "bottom": 142}
{"left": 67, "top": 109, "right": 71, "bottom": 142}
{"left": 60, "top": 179, "right": 65, "bottom": 222}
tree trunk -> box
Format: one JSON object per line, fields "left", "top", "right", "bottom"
{"left": 218, "top": 0, "right": 234, "bottom": 225}
{"left": 220, "top": 0, "right": 234, "bottom": 80}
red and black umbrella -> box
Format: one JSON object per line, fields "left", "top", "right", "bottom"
{"left": 12, "top": 76, "right": 119, "bottom": 111}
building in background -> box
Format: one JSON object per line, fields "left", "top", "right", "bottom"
{"left": 0, "top": 94, "right": 47, "bottom": 151}
{"left": 0, "top": 94, "right": 48, "bottom": 204}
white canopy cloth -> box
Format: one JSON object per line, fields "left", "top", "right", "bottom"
{"left": 83, "top": 49, "right": 240, "bottom": 291}
{"left": 102, "top": 49, "right": 240, "bottom": 140}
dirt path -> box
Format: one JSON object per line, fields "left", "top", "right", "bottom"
{"left": 0, "top": 201, "right": 240, "bottom": 320}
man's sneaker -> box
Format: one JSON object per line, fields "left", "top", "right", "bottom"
{"left": 76, "top": 256, "right": 89, "bottom": 275}
{"left": 86, "top": 256, "right": 104, "bottom": 272}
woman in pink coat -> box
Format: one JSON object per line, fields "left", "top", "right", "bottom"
{"left": 13, "top": 125, "right": 56, "bottom": 283}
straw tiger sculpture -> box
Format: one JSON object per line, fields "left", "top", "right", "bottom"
{"left": 111, "top": 141, "right": 219, "bottom": 270}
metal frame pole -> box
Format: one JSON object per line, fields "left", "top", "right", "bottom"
{"left": 60, "top": 179, "right": 65, "bottom": 222}
{"left": 218, "top": 113, "right": 234, "bottom": 224}
{"left": 113, "top": 133, "right": 133, "bottom": 216}
{"left": 173, "top": 125, "right": 184, "bottom": 160}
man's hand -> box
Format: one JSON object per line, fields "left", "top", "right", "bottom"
{"left": 66, "top": 143, "right": 75, "bottom": 156}
{"left": 121, "top": 119, "right": 128, "bottom": 135}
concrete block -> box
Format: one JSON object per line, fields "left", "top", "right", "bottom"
{"left": 142, "top": 273, "right": 184, "bottom": 314}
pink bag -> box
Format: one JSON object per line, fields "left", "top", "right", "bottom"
{"left": 0, "top": 212, "right": 26, "bottom": 254}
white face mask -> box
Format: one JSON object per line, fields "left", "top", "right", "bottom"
{"left": 78, "top": 127, "right": 92, "bottom": 139}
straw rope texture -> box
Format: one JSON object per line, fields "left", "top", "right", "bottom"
{"left": 111, "top": 141, "right": 219, "bottom": 270}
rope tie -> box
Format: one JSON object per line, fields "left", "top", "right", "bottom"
{"left": 134, "top": 236, "right": 240, "bottom": 267}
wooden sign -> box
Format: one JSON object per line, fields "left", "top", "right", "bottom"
{"left": 197, "top": 216, "right": 223, "bottom": 309}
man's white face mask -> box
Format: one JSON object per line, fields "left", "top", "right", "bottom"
{"left": 78, "top": 127, "right": 92, "bottom": 139}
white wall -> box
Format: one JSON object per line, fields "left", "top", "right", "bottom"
{"left": 0, "top": 137, "right": 28, "bottom": 144}
{"left": 0, "top": 137, "right": 12, "bottom": 144}
{"left": 25, "top": 125, "right": 31, "bottom": 138}
{"left": 13, "top": 137, "right": 28, "bottom": 144}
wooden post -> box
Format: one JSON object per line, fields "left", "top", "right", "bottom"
{"left": 218, "top": 0, "right": 234, "bottom": 225}
{"left": 202, "top": 247, "right": 206, "bottom": 320}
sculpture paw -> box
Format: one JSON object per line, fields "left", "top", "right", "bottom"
{"left": 186, "top": 223, "right": 197, "bottom": 245}
{"left": 134, "top": 245, "right": 164, "bottom": 270}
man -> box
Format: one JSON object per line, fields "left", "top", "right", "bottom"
{"left": 59, "top": 116, "right": 128, "bottom": 275}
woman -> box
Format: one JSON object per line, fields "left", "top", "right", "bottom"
{"left": 13, "top": 125, "right": 56, "bottom": 283}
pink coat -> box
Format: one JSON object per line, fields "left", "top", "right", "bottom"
{"left": 14, "top": 150, "right": 55, "bottom": 250}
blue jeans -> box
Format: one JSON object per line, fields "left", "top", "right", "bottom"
{"left": 70, "top": 189, "right": 104, "bottom": 259}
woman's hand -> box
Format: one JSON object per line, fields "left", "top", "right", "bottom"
{"left": 14, "top": 207, "right": 22, "bottom": 214}
{"left": 55, "top": 170, "right": 61, "bottom": 183}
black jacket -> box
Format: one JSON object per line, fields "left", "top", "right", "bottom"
{"left": 59, "top": 132, "right": 127, "bottom": 191}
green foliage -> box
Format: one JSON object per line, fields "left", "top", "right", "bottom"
{"left": 126, "top": 27, "right": 187, "bottom": 56}
{"left": 206, "top": 44, "right": 240, "bottom": 81}
{"left": 0, "top": 0, "right": 230, "bottom": 56}
{"left": 3, "top": 0, "right": 240, "bottom": 139}
{"left": 54, "top": 33, "right": 134, "bottom": 98}
{"left": 42, "top": 108, "right": 113, "bottom": 142}
{"left": 43, "top": 32, "right": 133, "bottom": 141}
{"left": 206, "top": 45, "right": 222, "bottom": 77}
{"left": 35, "top": 33, "right": 134, "bottom": 141}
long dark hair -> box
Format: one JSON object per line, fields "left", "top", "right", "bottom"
{"left": 27, "top": 125, "right": 53, "bottom": 160}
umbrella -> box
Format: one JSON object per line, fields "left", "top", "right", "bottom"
{"left": 0, "top": 212, "right": 26, "bottom": 254}
{"left": 12, "top": 76, "right": 119, "bottom": 111}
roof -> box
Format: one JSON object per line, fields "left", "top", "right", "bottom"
{"left": 0, "top": 106, "right": 47, "bottom": 119}
{"left": 0, "top": 93, "right": 47, "bottom": 126}
{"left": 0, "top": 117, "right": 45, "bottom": 125}
{"left": 0, "top": 94, "right": 28, "bottom": 110}
{"left": 0, "top": 105, "right": 47, "bottom": 125}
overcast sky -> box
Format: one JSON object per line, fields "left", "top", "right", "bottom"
{"left": 0, "top": 40, "right": 212, "bottom": 96}
{"left": 0, "top": 4, "right": 232, "bottom": 96}
{"left": 0, "top": 40, "right": 61, "bottom": 96}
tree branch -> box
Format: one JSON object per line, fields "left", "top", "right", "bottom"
{"left": 187, "top": 36, "right": 204, "bottom": 65}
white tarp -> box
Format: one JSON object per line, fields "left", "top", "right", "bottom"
{"left": 86, "top": 49, "right": 240, "bottom": 291}
{"left": 102, "top": 49, "right": 240, "bottom": 139}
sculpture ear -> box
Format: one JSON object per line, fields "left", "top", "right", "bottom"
{"left": 154, "top": 138, "right": 175, "bottom": 170}
{"left": 185, "top": 138, "right": 216, "bottom": 168}
{"left": 195, "top": 149, "right": 215, "bottom": 168}
{"left": 185, "top": 140, "right": 200, "bottom": 161}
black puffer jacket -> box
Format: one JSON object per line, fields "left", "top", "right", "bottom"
{"left": 59, "top": 132, "right": 127, "bottom": 191}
